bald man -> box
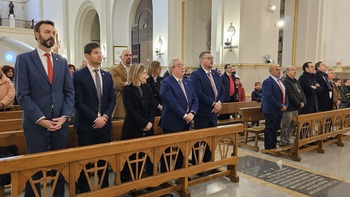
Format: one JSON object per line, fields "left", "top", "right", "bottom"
{"left": 261, "top": 65, "right": 288, "bottom": 151}
{"left": 110, "top": 49, "right": 132, "bottom": 119}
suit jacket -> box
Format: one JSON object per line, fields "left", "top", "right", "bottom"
{"left": 110, "top": 63, "right": 127, "bottom": 118}
{"left": 261, "top": 76, "right": 289, "bottom": 115}
{"left": 282, "top": 76, "right": 306, "bottom": 111}
{"left": 221, "top": 72, "right": 237, "bottom": 102}
{"left": 73, "top": 67, "right": 116, "bottom": 132}
{"left": 146, "top": 76, "right": 164, "bottom": 116}
{"left": 190, "top": 66, "right": 225, "bottom": 125}
{"left": 121, "top": 84, "right": 156, "bottom": 140}
{"left": 15, "top": 49, "right": 74, "bottom": 129}
{"left": 315, "top": 70, "right": 333, "bottom": 111}
{"left": 298, "top": 72, "right": 320, "bottom": 114}
{"left": 160, "top": 75, "right": 198, "bottom": 132}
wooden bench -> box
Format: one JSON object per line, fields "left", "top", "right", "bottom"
{"left": 217, "top": 101, "right": 261, "bottom": 126}
{"left": 0, "top": 117, "right": 162, "bottom": 155}
{"left": 238, "top": 106, "right": 265, "bottom": 152}
{"left": 0, "top": 110, "right": 23, "bottom": 120}
{"left": 265, "top": 108, "right": 350, "bottom": 161}
{"left": 0, "top": 119, "right": 22, "bottom": 132}
{"left": 0, "top": 124, "right": 242, "bottom": 197}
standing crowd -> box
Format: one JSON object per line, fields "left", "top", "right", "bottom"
{"left": 1, "top": 19, "right": 349, "bottom": 196}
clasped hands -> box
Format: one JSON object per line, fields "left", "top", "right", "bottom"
{"left": 211, "top": 102, "right": 222, "bottom": 114}
{"left": 38, "top": 117, "right": 67, "bottom": 132}
{"left": 92, "top": 115, "right": 108, "bottom": 129}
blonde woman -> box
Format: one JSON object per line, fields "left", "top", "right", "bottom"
{"left": 121, "top": 63, "right": 156, "bottom": 182}
{"left": 0, "top": 67, "right": 15, "bottom": 111}
{"left": 146, "top": 60, "right": 163, "bottom": 116}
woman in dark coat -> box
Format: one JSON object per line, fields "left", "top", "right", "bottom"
{"left": 121, "top": 63, "right": 156, "bottom": 182}
{"left": 146, "top": 61, "right": 163, "bottom": 116}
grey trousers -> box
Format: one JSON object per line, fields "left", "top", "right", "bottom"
{"left": 280, "top": 110, "right": 298, "bottom": 145}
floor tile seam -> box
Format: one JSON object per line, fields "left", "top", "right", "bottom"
{"left": 237, "top": 172, "right": 308, "bottom": 197}
{"left": 237, "top": 150, "right": 350, "bottom": 183}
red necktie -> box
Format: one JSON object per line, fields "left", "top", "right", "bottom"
{"left": 44, "top": 53, "right": 53, "bottom": 85}
{"left": 277, "top": 79, "right": 285, "bottom": 104}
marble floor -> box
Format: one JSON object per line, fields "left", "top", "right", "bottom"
{"left": 181, "top": 137, "right": 350, "bottom": 197}
{"left": 5, "top": 136, "right": 350, "bottom": 197}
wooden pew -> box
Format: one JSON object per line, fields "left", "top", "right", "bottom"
{"left": 0, "top": 118, "right": 162, "bottom": 155}
{"left": 265, "top": 108, "right": 350, "bottom": 161}
{"left": 0, "top": 119, "right": 22, "bottom": 132}
{"left": 0, "top": 111, "right": 23, "bottom": 120}
{"left": 217, "top": 101, "right": 261, "bottom": 126}
{"left": 0, "top": 124, "right": 242, "bottom": 197}
{"left": 238, "top": 106, "right": 265, "bottom": 152}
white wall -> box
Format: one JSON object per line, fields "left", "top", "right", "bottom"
{"left": 239, "top": 0, "right": 280, "bottom": 64}
{"left": 323, "top": 0, "right": 350, "bottom": 66}
{"left": 184, "top": 0, "right": 212, "bottom": 67}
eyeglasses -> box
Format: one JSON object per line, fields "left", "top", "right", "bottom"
{"left": 203, "top": 56, "right": 214, "bottom": 60}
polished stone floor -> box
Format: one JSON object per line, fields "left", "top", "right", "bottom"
{"left": 6, "top": 135, "right": 350, "bottom": 197}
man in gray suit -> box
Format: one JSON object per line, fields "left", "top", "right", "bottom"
{"left": 15, "top": 20, "right": 74, "bottom": 197}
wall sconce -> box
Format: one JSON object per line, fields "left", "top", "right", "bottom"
{"left": 264, "top": 55, "right": 273, "bottom": 64}
{"left": 267, "top": 0, "right": 277, "bottom": 13}
{"left": 155, "top": 36, "right": 164, "bottom": 56}
{"left": 224, "top": 22, "right": 238, "bottom": 51}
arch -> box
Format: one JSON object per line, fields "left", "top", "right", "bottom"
{"left": 74, "top": 1, "right": 100, "bottom": 64}
{"left": 0, "top": 35, "right": 34, "bottom": 53}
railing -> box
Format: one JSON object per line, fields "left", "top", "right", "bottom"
{"left": 0, "top": 124, "right": 242, "bottom": 197}
{"left": 0, "top": 18, "right": 35, "bottom": 29}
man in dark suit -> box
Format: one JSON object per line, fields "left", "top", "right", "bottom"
{"left": 160, "top": 58, "right": 198, "bottom": 170}
{"left": 190, "top": 51, "right": 225, "bottom": 163}
{"left": 15, "top": 20, "right": 75, "bottom": 197}
{"left": 73, "top": 43, "right": 116, "bottom": 193}
{"left": 220, "top": 63, "right": 237, "bottom": 119}
{"left": 315, "top": 61, "right": 333, "bottom": 111}
{"left": 299, "top": 62, "right": 321, "bottom": 114}
{"left": 261, "top": 65, "right": 288, "bottom": 151}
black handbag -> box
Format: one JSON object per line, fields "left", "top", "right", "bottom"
{"left": 0, "top": 145, "right": 18, "bottom": 185}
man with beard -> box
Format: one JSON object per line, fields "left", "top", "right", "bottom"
{"left": 190, "top": 51, "right": 225, "bottom": 164}
{"left": 14, "top": 20, "right": 74, "bottom": 196}
{"left": 110, "top": 49, "right": 132, "bottom": 119}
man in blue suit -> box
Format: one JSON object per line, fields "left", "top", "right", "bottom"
{"left": 160, "top": 58, "right": 198, "bottom": 170}
{"left": 261, "top": 65, "right": 288, "bottom": 151}
{"left": 73, "top": 43, "right": 116, "bottom": 193}
{"left": 190, "top": 51, "right": 225, "bottom": 163}
{"left": 15, "top": 20, "right": 75, "bottom": 197}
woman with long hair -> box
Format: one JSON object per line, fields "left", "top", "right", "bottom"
{"left": 120, "top": 63, "right": 156, "bottom": 182}
{"left": 0, "top": 67, "right": 15, "bottom": 111}
{"left": 146, "top": 60, "right": 163, "bottom": 116}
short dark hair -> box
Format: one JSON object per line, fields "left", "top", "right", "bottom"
{"left": 224, "top": 64, "right": 231, "bottom": 69}
{"left": 315, "top": 61, "right": 322, "bottom": 70}
{"left": 199, "top": 51, "right": 211, "bottom": 60}
{"left": 84, "top": 43, "right": 100, "bottom": 55}
{"left": 68, "top": 64, "right": 76, "bottom": 71}
{"left": 343, "top": 79, "right": 350, "bottom": 84}
{"left": 34, "top": 20, "right": 55, "bottom": 33}
{"left": 302, "top": 62, "right": 312, "bottom": 71}
{"left": 254, "top": 82, "right": 261, "bottom": 86}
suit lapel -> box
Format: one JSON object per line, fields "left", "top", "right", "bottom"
{"left": 170, "top": 76, "right": 187, "bottom": 101}
{"left": 83, "top": 67, "right": 99, "bottom": 99}
{"left": 30, "top": 50, "right": 49, "bottom": 84}
{"left": 51, "top": 53, "right": 60, "bottom": 86}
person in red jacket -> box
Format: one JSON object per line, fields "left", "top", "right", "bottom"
{"left": 235, "top": 76, "right": 245, "bottom": 102}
